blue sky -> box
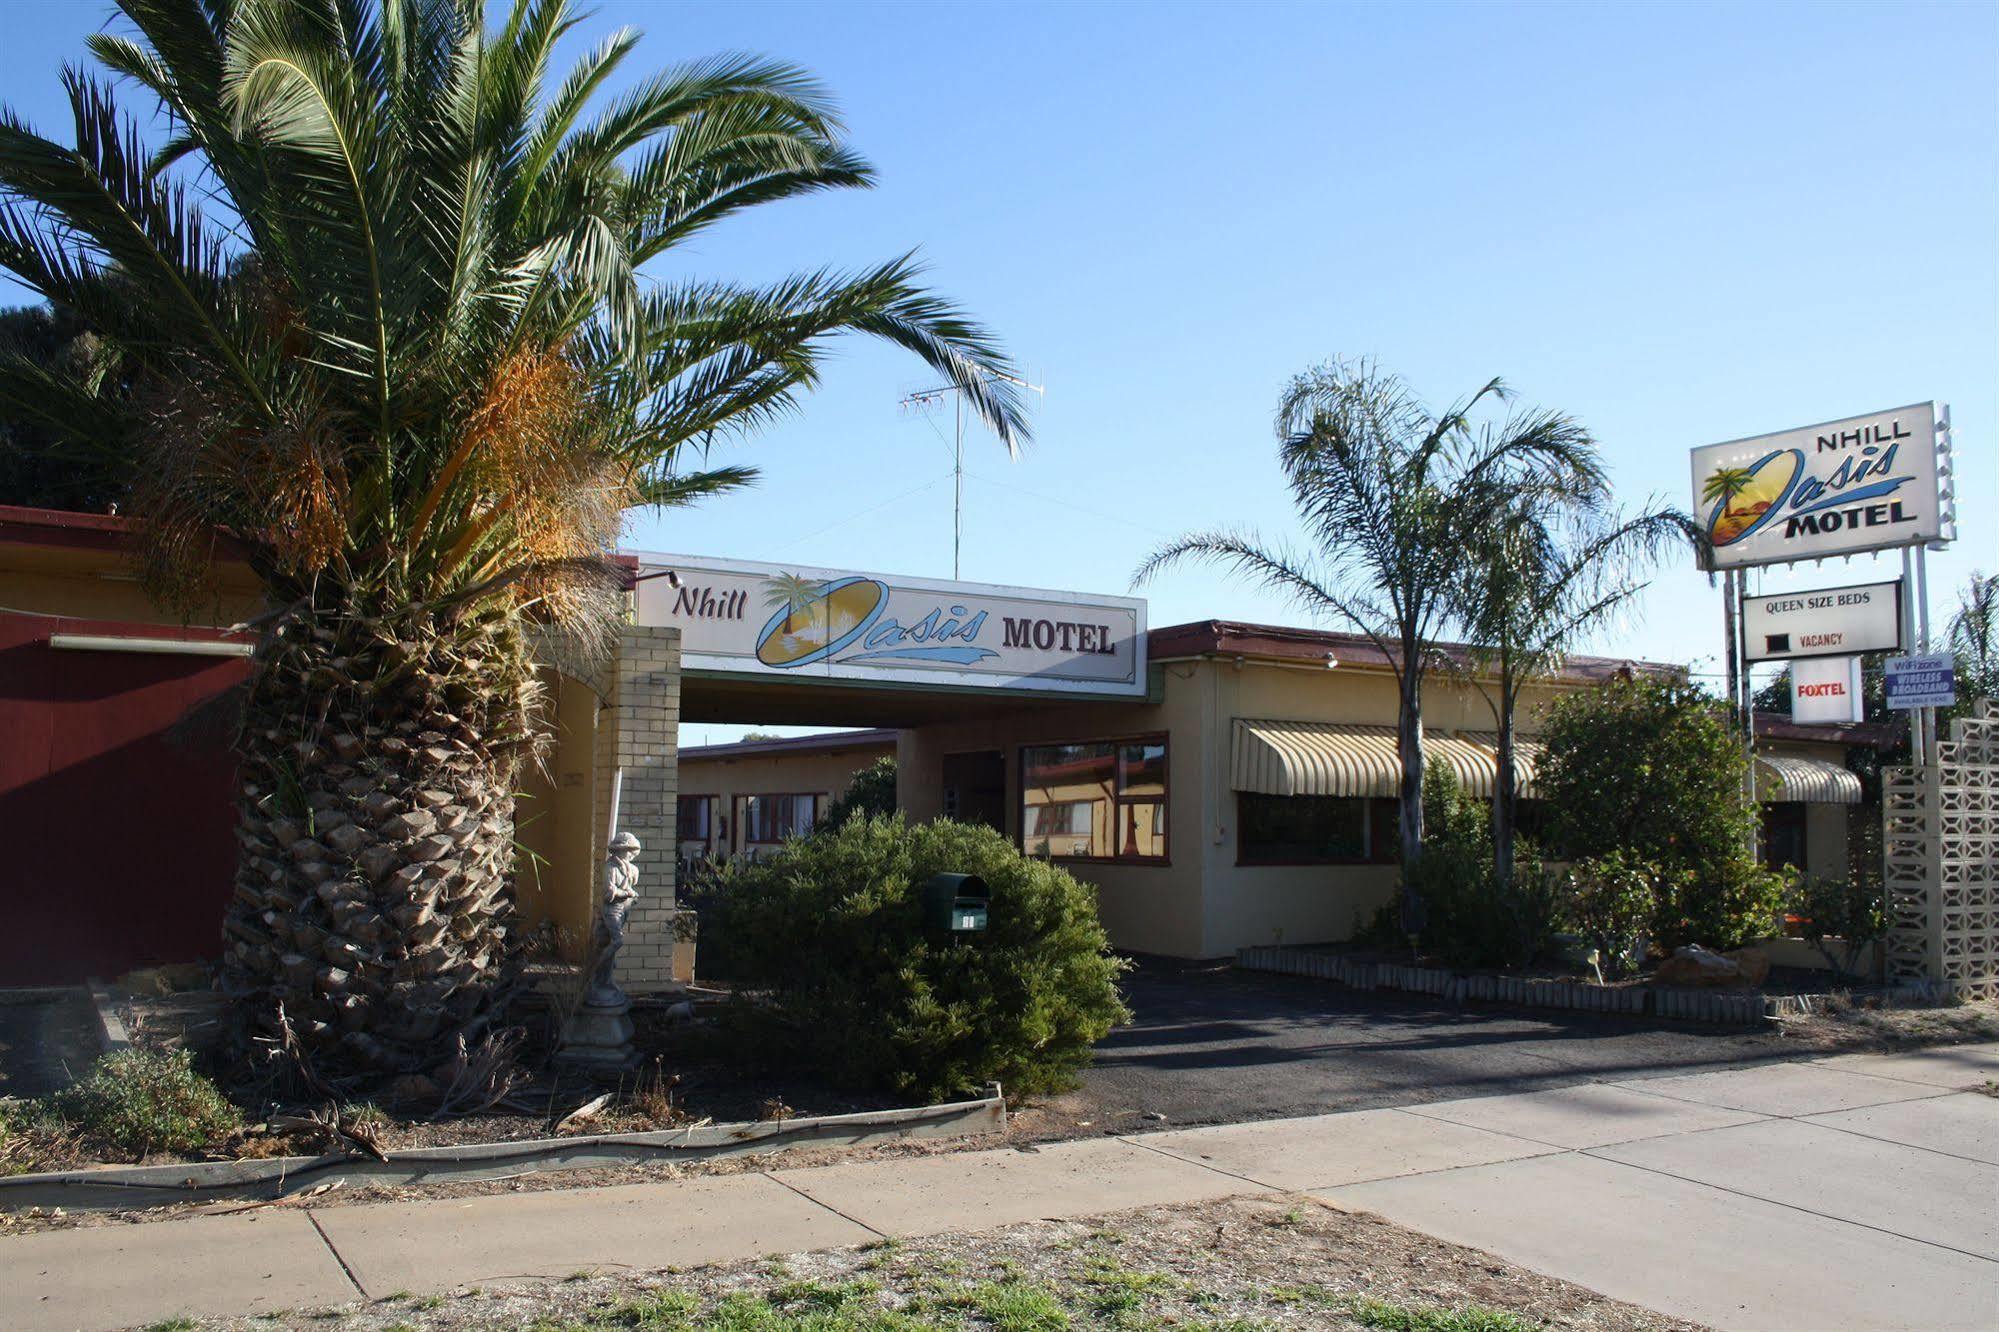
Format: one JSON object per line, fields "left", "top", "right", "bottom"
{"left": 4, "top": 1, "right": 1994, "bottom": 746}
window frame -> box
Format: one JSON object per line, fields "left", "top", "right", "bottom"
{"left": 676, "top": 793, "right": 717, "bottom": 844}
{"left": 1017, "top": 732, "right": 1171, "bottom": 866}
{"left": 735, "top": 791, "right": 822, "bottom": 849}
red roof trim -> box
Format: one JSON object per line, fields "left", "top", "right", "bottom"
{"left": 1753, "top": 711, "right": 1899, "bottom": 748}
{"left": 0, "top": 504, "right": 255, "bottom": 561}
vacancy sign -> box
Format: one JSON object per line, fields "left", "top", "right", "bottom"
{"left": 1885, "top": 653, "right": 1956, "bottom": 710}
{"left": 1792, "top": 655, "right": 1864, "bottom": 724}
{"left": 1742, "top": 580, "right": 1902, "bottom": 664}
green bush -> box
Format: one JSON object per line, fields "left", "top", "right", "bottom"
{"left": 818, "top": 755, "right": 898, "bottom": 829}
{"left": 1787, "top": 872, "right": 1885, "bottom": 981}
{"left": 1561, "top": 851, "right": 1671, "bottom": 979}
{"left": 1539, "top": 676, "right": 1780, "bottom": 950}
{"left": 1406, "top": 763, "right": 1557, "bottom": 969}
{"left": 46, "top": 1048, "right": 241, "bottom": 1158}
{"left": 703, "top": 815, "right": 1131, "bottom": 1101}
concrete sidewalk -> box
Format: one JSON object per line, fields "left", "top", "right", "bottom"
{"left": 3, "top": 1043, "right": 1994, "bottom": 1332}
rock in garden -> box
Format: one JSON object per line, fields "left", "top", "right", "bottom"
{"left": 1654, "top": 945, "right": 1755, "bottom": 989}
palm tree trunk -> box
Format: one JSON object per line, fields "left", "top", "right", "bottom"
{"left": 218, "top": 588, "right": 538, "bottom": 1075}
{"left": 1491, "top": 663, "right": 1518, "bottom": 891}
{"left": 1397, "top": 668, "right": 1425, "bottom": 867}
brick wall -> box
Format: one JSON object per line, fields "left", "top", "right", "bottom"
{"left": 594, "top": 625, "right": 682, "bottom": 988}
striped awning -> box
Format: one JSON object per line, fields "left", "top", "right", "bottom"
{"left": 1755, "top": 754, "right": 1862, "bottom": 805}
{"left": 1231, "top": 720, "right": 1541, "bottom": 800}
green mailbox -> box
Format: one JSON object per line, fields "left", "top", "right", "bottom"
{"left": 921, "top": 872, "right": 989, "bottom": 934}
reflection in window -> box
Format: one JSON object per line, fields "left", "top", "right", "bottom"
{"left": 739, "top": 793, "right": 819, "bottom": 845}
{"left": 1022, "top": 739, "right": 1167, "bottom": 861}
{"left": 1237, "top": 793, "right": 1370, "bottom": 864}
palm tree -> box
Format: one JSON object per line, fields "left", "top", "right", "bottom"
{"left": 1699, "top": 466, "right": 1757, "bottom": 525}
{"left": 0, "top": 0, "right": 1029, "bottom": 1075}
{"left": 1454, "top": 496, "right": 1697, "bottom": 885}
{"left": 1135, "top": 359, "right": 1603, "bottom": 883}
{"left": 763, "top": 573, "right": 823, "bottom": 636}
{"left": 1949, "top": 571, "right": 1997, "bottom": 699}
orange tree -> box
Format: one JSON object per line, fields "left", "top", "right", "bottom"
{"left": 0, "top": 0, "right": 1028, "bottom": 1075}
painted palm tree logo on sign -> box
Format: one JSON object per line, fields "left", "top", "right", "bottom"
{"left": 1700, "top": 450, "right": 1803, "bottom": 548}
{"left": 755, "top": 573, "right": 891, "bottom": 668}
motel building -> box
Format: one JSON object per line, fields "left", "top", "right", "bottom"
{"left": 0, "top": 509, "right": 1879, "bottom": 982}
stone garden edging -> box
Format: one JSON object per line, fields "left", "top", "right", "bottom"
{"left": 0, "top": 1086, "right": 1007, "bottom": 1212}
{"left": 1236, "top": 945, "right": 1771, "bottom": 1025}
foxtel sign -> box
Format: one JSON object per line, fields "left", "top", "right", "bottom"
{"left": 629, "top": 552, "right": 1148, "bottom": 697}
{"left": 1691, "top": 402, "right": 1944, "bottom": 570}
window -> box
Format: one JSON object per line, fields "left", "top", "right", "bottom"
{"left": 676, "top": 795, "right": 714, "bottom": 842}
{"left": 739, "top": 793, "right": 819, "bottom": 846}
{"left": 1762, "top": 802, "right": 1808, "bottom": 871}
{"left": 1238, "top": 793, "right": 1370, "bottom": 864}
{"left": 1020, "top": 737, "right": 1168, "bottom": 861}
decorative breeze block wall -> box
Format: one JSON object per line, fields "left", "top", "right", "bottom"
{"left": 1884, "top": 697, "right": 1999, "bottom": 1001}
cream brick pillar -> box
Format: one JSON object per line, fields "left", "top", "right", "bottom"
{"left": 594, "top": 624, "right": 682, "bottom": 990}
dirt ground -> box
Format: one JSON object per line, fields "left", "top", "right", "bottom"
{"left": 161, "top": 1192, "right": 1709, "bottom": 1332}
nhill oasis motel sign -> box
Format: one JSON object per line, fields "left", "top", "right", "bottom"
{"left": 631, "top": 552, "right": 1148, "bottom": 698}
{"left": 1691, "top": 402, "right": 1951, "bottom": 570}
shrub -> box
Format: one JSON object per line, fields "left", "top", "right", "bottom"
{"left": 702, "top": 814, "right": 1131, "bottom": 1101}
{"left": 1788, "top": 872, "right": 1885, "bottom": 981}
{"left": 46, "top": 1048, "right": 241, "bottom": 1158}
{"left": 1539, "top": 676, "right": 1778, "bottom": 949}
{"left": 1561, "top": 851, "right": 1670, "bottom": 979}
{"left": 818, "top": 756, "right": 898, "bottom": 829}
{"left": 1406, "top": 763, "right": 1558, "bottom": 969}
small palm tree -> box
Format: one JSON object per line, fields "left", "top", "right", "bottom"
{"left": 0, "top": 0, "right": 1028, "bottom": 1074}
{"left": 1135, "top": 359, "right": 1603, "bottom": 882}
{"left": 764, "top": 573, "right": 824, "bottom": 637}
{"left": 1700, "top": 466, "right": 1757, "bottom": 512}
{"left": 1455, "top": 496, "right": 1697, "bottom": 885}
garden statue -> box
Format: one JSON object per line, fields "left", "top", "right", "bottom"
{"left": 558, "top": 831, "right": 643, "bottom": 1072}
{"left": 587, "top": 831, "right": 642, "bottom": 1007}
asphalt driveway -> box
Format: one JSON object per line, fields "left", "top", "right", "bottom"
{"left": 1053, "top": 957, "right": 1831, "bottom": 1132}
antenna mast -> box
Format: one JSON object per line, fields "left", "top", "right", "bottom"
{"left": 899, "top": 371, "right": 1044, "bottom": 579}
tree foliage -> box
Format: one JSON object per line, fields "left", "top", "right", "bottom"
{"left": 704, "top": 815, "right": 1130, "bottom": 1101}
{"left": 1540, "top": 675, "right": 1783, "bottom": 949}
{"left": 819, "top": 754, "right": 897, "bottom": 828}
{"left": 0, "top": 0, "right": 1027, "bottom": 1073}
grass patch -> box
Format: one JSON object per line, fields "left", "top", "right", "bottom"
{"left": 1347, "top": 1297, "right": 1542, "bottom": 1332}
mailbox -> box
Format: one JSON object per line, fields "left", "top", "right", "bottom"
{"left": 921, "top": 872, "right": 989, "bottom": 934}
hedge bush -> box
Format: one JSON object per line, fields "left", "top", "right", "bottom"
{"left": 1539, "top": 676, "right": 1783, "bottom": 950}
{"left": 1407, "top": 762, "right": 1558, "bottom": 969}
{"left": 702, "top": 815, "right": 1131, "bottom": 1101}
{"left": 46, "top": 1048, "right": 240, "bottom": 1158}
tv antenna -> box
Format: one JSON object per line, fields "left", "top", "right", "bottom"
{"left": 899, "top": 370, "right": 1044, "bottom": 579}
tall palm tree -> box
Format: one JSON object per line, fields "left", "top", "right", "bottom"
{"left": 0, "top": 0, "right": 1029, "bottom": 1075}
{"left": 1454, "top": 495, "right": 1697, "bottom": 885}
{"left": 1135, "top": 360, "right": 1602, "bottom": 884}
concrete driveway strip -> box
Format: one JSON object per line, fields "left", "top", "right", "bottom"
{"left": 309, "top": 1172, "right": 872, "bottom": 1296}
{"left": 0, "top": 1209, "right": 356, "bottom": 1332}
{"left": 1612, "top": 1061, "right": 1949, "bottom": 1117}
{"left": 1323, "top": 1151, "right": 1999, "bottom": 1332}
{"left": 1593, "top": 1116, "right": 1999, "bottom": 1262}
{"left": 769, "top": 1136, "right": 1262, "bottom": 1238}
{"left": 1811, "top": 1043, "right": 1999, "bottom": 1090}
{"left": 1401, "top": 1082, "right": 1766, "bottom": 1149}
{"left": 1136, "top": 1106, "right": 1555, "bottom": 1189}
{"left": 1802, "top": 1092, "right": 1999, "bottom": 1165}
